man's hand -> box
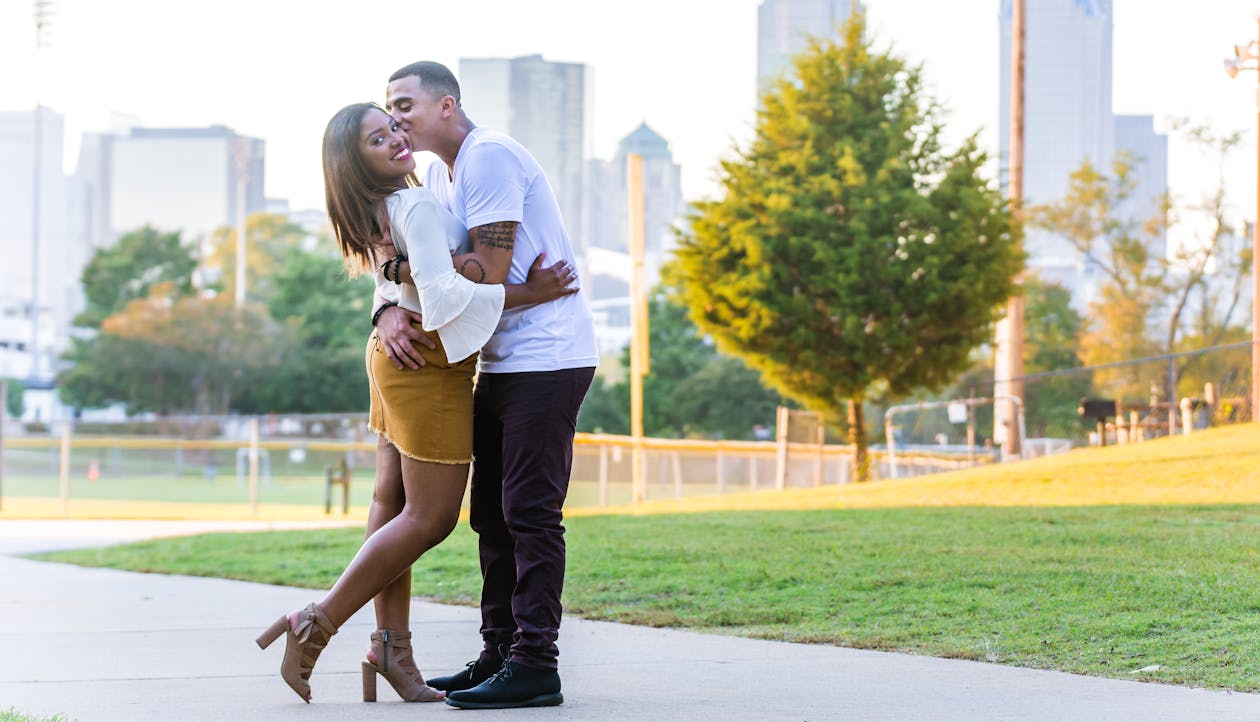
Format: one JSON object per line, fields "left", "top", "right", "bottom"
{"left": 376, "top": 305, "right": 435, "bottom": 370}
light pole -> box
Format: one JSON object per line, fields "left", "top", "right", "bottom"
{"left": 1224, "top": 20, "right": 1260, "bottom": 421}
{"left": 29, "top": 0, "right": 55, "bottom": 383}
{"left": 995, "top": 0, "right": 1026, "bottom": 457}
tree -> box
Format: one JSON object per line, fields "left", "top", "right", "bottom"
{"left": 671, "top": 13, "right": 1022, "bottom": 479}
{"left": 1020, "top": 279, "right": 1090, "bottom": 437}
{"left": 75, "top": 226, "right": 197, "bottom": 328}
{"left": 59, "top": 284, "right": 282, "bottom": 415}
{"left": 1032, "top": 155, "right": 1163, "bottom": 400}
{"left": 577, "top": 289, "right": 788, "bottom": 439}
{"left": 1033, "top": 123, "right": 1253, "bottom": 404}
{"left": 233, "top": 249, "right": 375, "bottom": 413}
{"left": 2, "top": 378, "right": 24, "bottom": 418}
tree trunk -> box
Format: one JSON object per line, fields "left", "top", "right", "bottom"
{"left": 848, "top": 397, "right": 870, "bottom": 482}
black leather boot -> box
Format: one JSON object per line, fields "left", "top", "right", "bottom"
{"left": 445, "top": 661, "right": 563, "bottom": 709}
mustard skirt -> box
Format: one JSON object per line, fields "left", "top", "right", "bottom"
{"left": 366, "top": 324, "right": 477, "bottom": 464}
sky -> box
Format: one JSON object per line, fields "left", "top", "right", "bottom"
{"left": 2, "top": 0, "right": 1259, "bottom": 231}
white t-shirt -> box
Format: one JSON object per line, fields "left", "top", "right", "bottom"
{"left": 376, "top": 187, "right": 504, "bottom": 364}
{"left": 422, "top": 127, "right": 598, "bottom": 374}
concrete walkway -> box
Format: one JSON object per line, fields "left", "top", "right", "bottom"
{"left": 1, "top": 520, "right": 1258, "bottom": 721}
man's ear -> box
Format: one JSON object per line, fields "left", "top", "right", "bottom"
{"left": 441, "top": 95, "right": 458, "bottom": 117}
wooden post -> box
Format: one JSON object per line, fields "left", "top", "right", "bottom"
{"left": 628, "top": 153, "right": 649, "bottom": 504}
{"left": 59, "top": 420, "right": 71, "bottom": 516}
{"left": 0, "top": 381, "right": 5, "bottom": 512}
{"left": 774, "top": 405, "right": 789, "bottom": 491}
{"left": 815, "top": 416, "right": 825, "bottom": 487}
{"left": 672, "top": 451, "right": 683, "bottom": 498}
{"left": 715, "top": 444, "right": 726, "bottom": 495}
{"left": 248, "top": 417, "right": 260, "bottom": 515}
{"left": 598, "top": 443, "right": 608, "bottom": 507}
{"left": 995, "top": 0, "right": 1026, "bottom": 459}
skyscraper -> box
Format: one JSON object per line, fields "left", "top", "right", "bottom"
{"left": 459, "top": 55, "right": 589, "bottom": 243}
{"left": 104, "top": 125, "right": 265, "bottom": 245}
{"left": 757, "top": 0, "right": 861, "bottom": 93}
{"left": 0, "top": 107, "right": 86, "bottom": 387}
{"left": 998, "top": 0, "right": 1165, "bottom": 306}
{"left": 582, "top": 123, "right": 686, "bottom": 355}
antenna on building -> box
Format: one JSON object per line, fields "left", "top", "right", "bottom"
{"left": 34, "top": 0, "right": 56, "bottom": 49}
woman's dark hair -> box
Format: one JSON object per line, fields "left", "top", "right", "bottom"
{"left": 321, "top": 102, "right": 412, "bottom": 275}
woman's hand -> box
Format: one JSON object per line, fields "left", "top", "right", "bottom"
{"left": 524, "top": 252, "right": 579, "bottom": 303}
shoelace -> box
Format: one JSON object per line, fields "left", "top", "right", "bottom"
{"left": 486, "top": 661, "right": 514, "bottom": 685}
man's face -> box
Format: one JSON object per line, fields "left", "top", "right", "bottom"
{"left": 386, "top": 76, "right": 444, "bottom": 152}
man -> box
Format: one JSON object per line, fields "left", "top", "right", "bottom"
{"left": 375, "top": 61, "right": 597, "bottom": 710}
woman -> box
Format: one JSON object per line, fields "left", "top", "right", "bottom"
{"left": 255, "top": 102, "right": 577, "bottom": 704}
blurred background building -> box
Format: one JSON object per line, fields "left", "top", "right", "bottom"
{"left": 999, "top": 0, "right": 1168, "bottom": 310}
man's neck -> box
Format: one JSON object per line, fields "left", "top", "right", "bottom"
{"left": 436, "top": 116, "right": 477, "bottom": 176}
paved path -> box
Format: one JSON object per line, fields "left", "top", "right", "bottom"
{"left": 1, "top": 520, "right": 1258, "bottom": 721}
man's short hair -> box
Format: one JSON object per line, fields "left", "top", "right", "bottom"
{"left": 390, "top": 61, "right": 461, "bottom": 105}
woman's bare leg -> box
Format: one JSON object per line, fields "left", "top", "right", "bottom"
{"left": 368, "top": 437, "right": 411, "bottom": 634}
{"left": 318, "top": 456, "right": 469, "bottom": 628}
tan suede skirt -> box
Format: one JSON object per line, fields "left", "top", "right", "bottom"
{"left": 365, "top": 324, "right": 477, "bottom": 464}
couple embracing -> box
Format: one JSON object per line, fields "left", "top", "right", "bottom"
{"left": 255, "top": 60, "right": 597, "bottom": 710}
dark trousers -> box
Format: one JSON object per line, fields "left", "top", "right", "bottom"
{"left": 469, "top": 367, "right": 594, "bottom": 671}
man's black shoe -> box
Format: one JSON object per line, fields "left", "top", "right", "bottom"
{"left": 426, "top": 654, "right": 503, "bottom": 693}
{"left": 445, "top": 661, "right": 563, "bottom": 709}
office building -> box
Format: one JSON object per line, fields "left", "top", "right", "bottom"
{"left": 757, "top": 0, "right": 861, "bottom": 93}
{"left": 583, "top": 123, "right": 686, "bottom": 355}
{"left": 459, "top": 55, "right": 589, "bottom": 244}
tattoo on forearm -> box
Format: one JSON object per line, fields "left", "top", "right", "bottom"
{"left": 460, "top": 257, "right": 487, "bottom": 283}
{"left": 476, "top": 222, "right": 517, "bottom": 252}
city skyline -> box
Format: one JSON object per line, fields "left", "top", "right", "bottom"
{"left": 1, "top": 0, "right": 1256, "bottom": 230}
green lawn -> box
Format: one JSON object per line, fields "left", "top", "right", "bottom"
{"left": 36, "top": 504, "right": 1260, "bottom": 691}
{"left": 0, "top": 709, "right": 69, "bottom": 722}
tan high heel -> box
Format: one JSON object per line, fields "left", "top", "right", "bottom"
{"left": 361, "top": 629, "right": 444, "bottom": 702}
{"left": 256, "top": 603, "right": 338, "bottom": 703}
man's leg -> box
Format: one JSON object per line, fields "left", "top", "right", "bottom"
{"left": 445, "top": 367, "right": 593, "bottom": 709}
{"left": 469, "top": 372, "right": 515, "bottom": 658}
{"left": 498, "top": 368, "right": 593, "bottom": 670}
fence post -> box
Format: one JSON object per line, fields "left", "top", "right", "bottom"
{"left": 59, "top": 420, "right": 71, "bottom": 516}
{"left": 815, "top": 422, "right": 825, "bottom": 487}
{"left": 1180, "top": 398, "right": 1194, "bottom": 436}
{"left": 715, "top": 444, "right": 726, "bottom": 495}
{"left": 248, "top": 417, "right": 260, "bottom": 516}
{"left": 672, "top": 451, "right": 683, "bottom": 498}
{"left": 750, "top": 452, "right": 759, "bottom": 490}
{"left": 598, "top": 443, "right": 608, "bottom": 507}
{"left": 774, "top": 406, "right": 788, "bottom": 491}
{"left": 1130, "top": 410, "right": 1142, "bottom": 442}
{"left": 0, "top": 381, "right": 5, "bottom": 512}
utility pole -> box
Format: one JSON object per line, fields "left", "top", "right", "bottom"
{"left": 995, "top": 0, "right": 1026, "bottom": 459}
{"left": 627, "top": 153, "right": 650, "bottom": 503}
{"left": 232, "top": 141, "right": 251, "bottom": 310}
{"left": 29, "top": 1, "right": 55, "bottom": 383}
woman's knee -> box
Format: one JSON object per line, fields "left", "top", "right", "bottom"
{"left": 398, "top": 504, "right": 460, "bottom": 549}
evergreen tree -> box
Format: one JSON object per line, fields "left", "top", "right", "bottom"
{"left": 672, "top": 13, "right": 1022, "bottom": 478}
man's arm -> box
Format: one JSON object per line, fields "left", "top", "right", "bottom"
{"left": 452, "top": 221, "right": 518, "bottom": 285}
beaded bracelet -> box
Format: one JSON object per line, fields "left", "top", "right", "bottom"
{"left": 371, "top": 300, "right": 399, "bottom": 327}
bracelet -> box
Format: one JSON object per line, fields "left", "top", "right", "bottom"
{"left": 371, "top": 300, "right": 398, "bottom": 327}
{"left": 392, "top": 256, "right": 407, "bottom": 284}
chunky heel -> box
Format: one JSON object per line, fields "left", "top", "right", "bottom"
{"left": 255, "top": 603, "right": 338, "bottom": 703}
{"left": 256, "top": 615, "right": 288, "bottom": 649}
{"left": 362, "top": 661, "right": 378, "bottom": 702}
{"left": 364, "top": 629, "right": 443, "bottom": 702}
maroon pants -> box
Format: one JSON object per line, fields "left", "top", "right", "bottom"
{"left": 469, "top": 367, "right": 594, "bottom": 670}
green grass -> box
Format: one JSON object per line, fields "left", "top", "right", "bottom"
{"left": 0, "top": 709, "right": 69, "bottom": 722}
{"left": 36, "top": 504, "right": 1260, "bottom": 691}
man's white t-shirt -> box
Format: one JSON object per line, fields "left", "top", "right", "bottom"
{"left": 422, "top": 127, "right": 598, "bottom": 374}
